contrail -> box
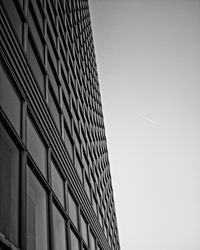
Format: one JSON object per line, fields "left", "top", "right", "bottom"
{"left": 139, "top": 114, "right": 157, "bottom": 124}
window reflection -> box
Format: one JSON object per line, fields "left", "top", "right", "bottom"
{"left": 0, "top": 123, "right": 20, "bottom": 246}
{"left": 68, "top": 191, "right": 78, "bottom": 228}
{"left": 27, "top": 36, "right": 45, "bottom": 95}
{"left": 27, "top": 116, "right": 47, "bottom": 177}
{"left": 0, "top": 64, "right": 21, "bottom": 135}
{"left": 64, "top": 125, "right": 74, "bottom": 161}
{"left": 75, "top": 155, "right": 83, "bottom": 182}
{"left": 27, "top": 167, "right": 48, "bottom": 250}
{"left": 80, "top": 214, "right": 88, "bottom": 245}
{"left": 53, "top": 205, "right": 67, "bottom": 250}
{"left": 51, "top": 160, "right": 64, "bottom": 206}
{"left": 1, "top": 0, "right": 23, "bottom": 42}
{"left": 48, "top": 89, "right": 61, "bottom": 132}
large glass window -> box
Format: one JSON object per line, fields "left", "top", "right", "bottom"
{"left": 75, "top": 154, "right": 83, "bottom": 183}
{"left": 48, "top": 89, "right": 61, "bottom": 132}
{"left": 27, "top": 167, "right": 48, "bottom": 250}
{"left": 85, "top": 177, "right": 91, "bottom": 201}
{"left": 64, "top": 125, "right": 73, "bottom": 161}
{"left": 0, "top": 123, "right": 20, "bottom": 247}
{"left": 53, "top": 204, "right": 67, "bottom": 250}
{"left": 47, "top": 29, "right": 57, "bottom": 71}
{"left": 51, "top": 160, "right": 64, "bottom": 206}
{"left": 28, "top": 3, "right": 44, "bottom": 61}
{"left": 27, "top": 35, "right": 45, "bottom": 95}
{"left": 1, "top": 0, "right": 23, "bottom": 43}
{"left": 47, "top": 56, "right": 59, "bottom": 99}
{"left": 74, "top": 127, "right": 81, "bottom": 155}
{"left": 27, "top": 116, "right": 47, "bottom": 177}
{"left": 30, "top": 0, "right": 43, "bottom": 32}
{"left": 0, "top": 64, "right": 21, "bottom": 135}
{"left": 68, "top": 191, "right": 78, "bottom": 228}
{"left": 80, "top": 214, "right": 88, "bottom": 245}
{"left": 62, "top": 96, "right": 71, "bottom": 132}
{"left": 70, "top": 229, "right": 79, "bottom": 250}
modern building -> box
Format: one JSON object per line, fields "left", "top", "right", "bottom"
{"left": 0, "top": 0, "right": 120, "bottom": 250}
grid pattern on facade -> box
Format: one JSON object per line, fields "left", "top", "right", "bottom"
{"left": 0, "top": 0, "right": 120, "bottom": 250}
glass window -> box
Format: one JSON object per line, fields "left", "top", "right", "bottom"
{"left": 51, "top": 160, "right": 64, "bottom": 206}
{"left": 47, "top": 28, "right": 57, "bottom": 70}
{"left": 74, "top": 127, "right": 81, "bottom": 155}
{"left": 28, "top": 4, "right": 44, "bottom": 61}
{"left": 46, "top": 4, "right": 56, "bottom": 46}
{"left": 83, "top": 152, "right": 89, "bottom": 176}
{"left": 85, "top": 177, "right": 91, "bottom": 201}
{"left": 92, "top": 196, "right": 97, "bottom": 215}
{"left": 27, "top": 167, "right": 48, "bottom": 250}
{"left": 1, "top": 0, "right": 23, "bottom": 42}
{"left": 70, "top": 229, "right": 79, "bottom": 250}
{"left": 75, "top": 155, "right": 83, "bottom": 182}
{"left": 48, "top": 89, "right": 60, "bottom": 132}
{"left": 62, "top": 96, "right": 71, "bottom": 132}
{"left": 68, "top": 191, "right": 78, "bottom": 228}
{"left": 31, "top": 0, "right": 43, "bottom": 32}
{"left": 47, "top": 58, "right": 59, "bottom": 99}
{"left": 90, "top": 232, "right": 96, "bottom": 250}
{"left": 27, "top": 36, "right": 45, "bottom": 95}
{"left": 27, "top": 116, "right": 47, "bottom": 177}
{"left": 80, "top": 214, "right": 88, "bottom": 245}
{"left": 72, "top": 101, "right": 78, "bottom": 129}
{"left": 64, "top": 125, "right": 73, "bottom": 161}
{"left": 53, "top": 204, "right": 67, "bottom": 250}
{"left": 0, "top": 64, "right": 21, "bottom": 135}
{"left": 0, "top": 123, "right": 20, "bottom": 246}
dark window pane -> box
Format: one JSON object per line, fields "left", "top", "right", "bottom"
{"left": 47, "top": 29, "right": 57, "bottom": 70}
{"left": 27, "top": 116, "right": 47, "bottom": 177}
{"left": 70, "top": 230, "right": 79, "bottom": 250}
{"left": 51, "top": 160, "right": 64, "bottom": 206}
{"left": 2, "top": 0, "right": 23, "bottom": 42}
{"left": 80, "top": 214, "right": 88, "bottom": 245}
{"left": 74, "top": 128, "right": 81, "bottom": 155}
{"left": 0, "top": 64, "right": 21, "bottom": 135}
{"left": 47, "top": 59, "right": 59, "bottom": 99}
{"left": 48, "top": 89, "right": 60, "bottom": 132}
{"left": 72, "top": 102, "right": 78, "bottom": 129}
{"left": 31, "top": 0, "right": 43, "bottom": 32}
{"left": 53, "top": 205, "right": 67, "bottom": 250}
{"left": 64, "top": 126, "right": 73, "bottom": 161}
{"left": 61, "top": 70, "right": 70, "bottom": 106}
{"left": 83, "top": 152, "right": 89, "bottom": 176}
{"left": 62, "top": 97, "right": 71, "bottom": 132}
{"left": 27, "top": 167, "right": 48, "bottom": 250}
{"left": 75, "top": 155, "right": 83, "bottom": 182}
{"left": 27, "top": 37, "right": 45, "bottom": 95}
{"left": 85, "top": 177, "right": 91, "bottom": 201}
{"left": 28, "top": 4, "right": 44, "bottom": 61}
{"left": 68, "top": 191, "right": 78, "bottom": 228}
{"left": 0, "top": 123, "right": 20, "bottom": 246}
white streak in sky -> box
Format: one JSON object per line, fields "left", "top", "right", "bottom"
{"left": 139, "top": 114, "right": 157, "bottom": 124}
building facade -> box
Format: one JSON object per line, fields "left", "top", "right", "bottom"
{"left": 0, "top": 0, "right": 120, "bottom": 250}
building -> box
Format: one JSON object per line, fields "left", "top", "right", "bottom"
{"left": 0, "top": 0, "right": 120, "bottom": 250}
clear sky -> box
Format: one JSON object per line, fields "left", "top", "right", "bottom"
{"left": 89, "top": 0, "right": 200, "bottom": 249}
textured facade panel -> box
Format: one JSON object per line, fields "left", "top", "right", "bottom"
{"left": 0, "top": 0, "right": 120, "bottom": 250}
